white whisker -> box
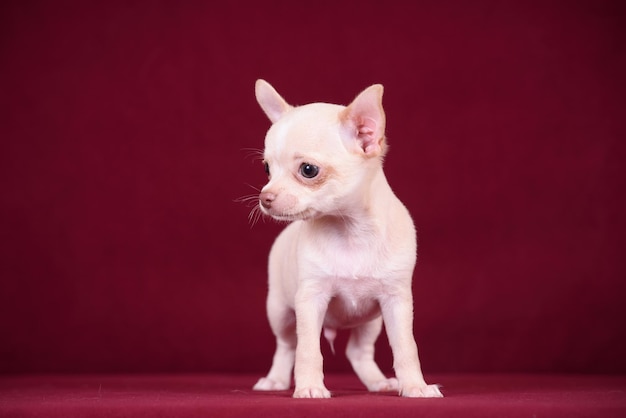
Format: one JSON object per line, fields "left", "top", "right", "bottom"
{"left": 241, "top": 147, "right": 265, "bottom": 162}
{"left": 234, "top": 194, "right": 259, "bottom": 207}
{"left": 247, "top": 205, "right": 266, "bottom": 228}
{"left": 244, "top": 183, "right": 261, "bottom": 192}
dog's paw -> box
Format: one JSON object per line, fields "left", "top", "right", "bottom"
{"left": 253, "top": 377, "right": 290, "bottom": 391}
{"left": 293, "top": 386, "right": 331, "bottom": 398}
{"left": 400, "top": 384, "right": 443, "bottom": 398}
{"left": 368, "top": 377, "right": 399, "bottom": 392}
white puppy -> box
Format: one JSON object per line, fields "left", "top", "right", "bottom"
{"left": 252, "top": 80, "right": 442, "bottom": 399}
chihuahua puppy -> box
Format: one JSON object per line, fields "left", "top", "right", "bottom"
{"left": 252, "top": 80, "right": 442, "bottom": 399}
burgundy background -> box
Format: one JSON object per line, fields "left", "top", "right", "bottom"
{"left": 1, "top": 0, "right": 624, "bottom": 377}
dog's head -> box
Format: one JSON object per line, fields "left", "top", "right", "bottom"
{"left": 255, "top": 79, "right": 387, "bottom": 222}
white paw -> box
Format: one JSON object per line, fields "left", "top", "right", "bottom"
{"left": 293, "top": 386, "right": 331, "bottom": 398}
{"left": 253, "top": 377, "right": 290, "bottom": 391}
{"left": 400, "top": 384, "right": 443, "bottom": 398}
{"left": 368, "top": 377, "right": 399, "bottom": 392}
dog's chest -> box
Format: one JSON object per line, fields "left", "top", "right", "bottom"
{"left": 307, "top": 265, "right": 383, "bottom": 329}
{"left": 306, "top": 234, "right": 387, "bottom": 280}
{"left": 294, "top": 222, "right": 410, "bottom": 328}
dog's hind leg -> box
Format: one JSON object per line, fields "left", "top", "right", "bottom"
{"left": 346, "top": 316, "right": 399, "bottom": 392}
{"left": 253, "top": 305, "right": 296, "bottom": 391}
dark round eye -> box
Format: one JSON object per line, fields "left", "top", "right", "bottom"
{"left": 299, "top": 163, "right": 319, "bottom": 179}
{"left": 264, "top": 162, "right": 270, "bottom": 177}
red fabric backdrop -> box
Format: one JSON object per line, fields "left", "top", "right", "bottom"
{"left": 1, "top": 1, "right": 624, "bottom": 375}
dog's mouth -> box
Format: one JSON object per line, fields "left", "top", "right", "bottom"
{"left": 263, "top": 208, "right": 317, "bottom": 222}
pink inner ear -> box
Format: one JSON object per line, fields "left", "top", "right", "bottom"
{"left": 357, "top": 118, "right": 375, "bottom": 135}
{"left": 356, "top": 117, "right": 381, "bottom": 155}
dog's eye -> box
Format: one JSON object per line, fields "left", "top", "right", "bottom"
{"left": 264, "top": 162, "right": 270, "bottom": 177}
{"left": 300, "top": 163, "right": 319, "bottom": 179}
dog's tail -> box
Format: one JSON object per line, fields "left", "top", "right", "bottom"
{"left": 323, "top": 327, "right": 337, "bottom": 355}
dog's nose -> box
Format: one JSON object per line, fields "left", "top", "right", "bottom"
{"left": 259, "top": 192, "right": 276, "bottom": 209}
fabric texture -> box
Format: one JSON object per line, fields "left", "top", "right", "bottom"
{"left": 2, "top": 1, "right": 624, "bottom": 415}
{"left": 2, "top": 374, "right": 626, "bottom": 418}
{"left": 1, "top": 1, "right": 624, "bottom": 409}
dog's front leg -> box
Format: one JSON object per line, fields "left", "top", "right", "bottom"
{"left": 380, "top": 291, "right": 443, "bottom": 398}
{"left": 292, "top": 286, "right": 331, "bottom": 398}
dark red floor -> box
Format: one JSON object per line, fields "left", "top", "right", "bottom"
{"left": 1, "top": 374, "right": 625, "bottom": 417}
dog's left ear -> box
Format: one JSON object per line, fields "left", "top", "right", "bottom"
{"left": 255, "top": 79, "right": 293, "bottom": 123}
{"left": 340, "top": 84, "right": 386, "bottom": 157}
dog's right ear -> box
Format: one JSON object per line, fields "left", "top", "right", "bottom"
{"left": 340, "top": 84, "right": 386, "bottom": 158}
{"left": 255, "top": 80, "right": 293, "bottom": 123}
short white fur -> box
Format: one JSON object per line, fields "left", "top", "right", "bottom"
{"left": 252, "top": 79, "right": 442, "bottom": 399}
